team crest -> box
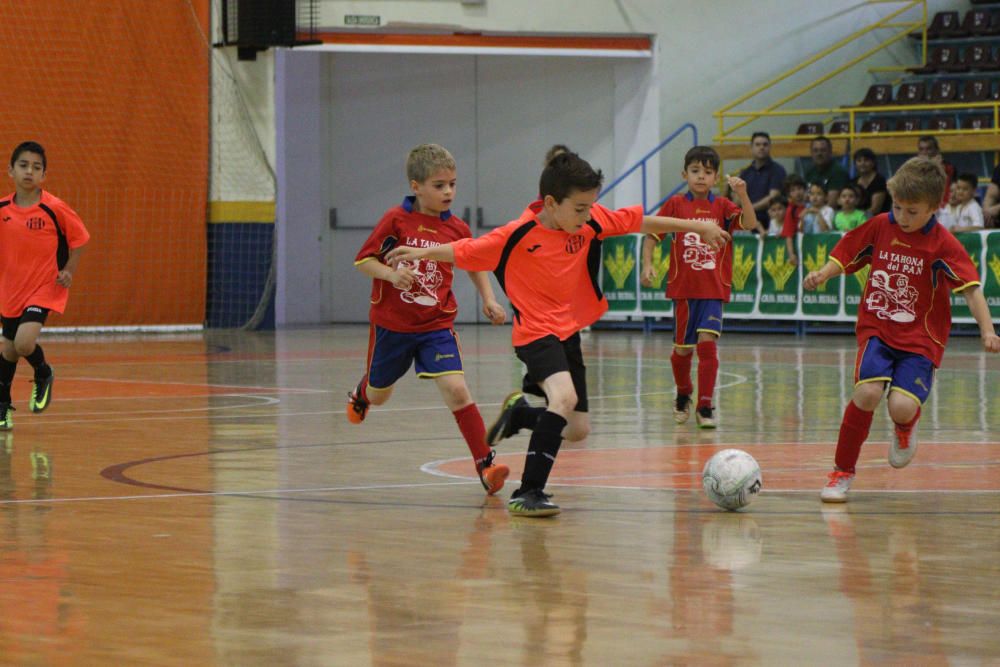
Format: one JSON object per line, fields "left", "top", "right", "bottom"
{"left": 565, "top": 234, "right": 586, "bottom": 254}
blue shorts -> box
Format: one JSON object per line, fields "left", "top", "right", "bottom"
{"left": 855, "top": 336, "right": 935, "bottom": 404}
{"left": 366, "top": 325, "right": 463, "bottom": 389}
{"left": 672, "top": 299, "right": 724, "bottom": 347}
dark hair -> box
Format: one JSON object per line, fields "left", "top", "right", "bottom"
{"left": 842, "top": 183, "right": 862, "bottom": 199}
{"left": 10, "top": 141, "right": 46, "bottom": 170}
{"left": 750, "top": 131, "right": 771, "bottom": 143}
{"left": 918, "top": 135, "right": 939, "bottom": 151}
{"left": 957, "top": 172, "right": 979, "bottom": 190}
{"left": 539, "top": 151, "right": 604, "bottom": 203}
{"left": 544, "top": 144, "right": 571, "bottom": 166}
{"left": 769, "top": 194, "right": 788, "bottom": 208}
{"left": 808, "top": 181, "right": 828, "bottom": 194}
{"left": 810, "top": 136, "right": 833, "bottom": 150}
{"left": 684, "top": 145, "right": 721, "bottom": 171}
{"left": 784, "top": 174, "right": 806, "bottom": 191}
{"left": 853, "top": 147, "right": 876, "bottom": 163}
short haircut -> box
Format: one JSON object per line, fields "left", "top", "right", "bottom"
{"left": 887, "top": 156, "right": 946, "bottom": 208}
{"left": 769, "top": 194, "right": 788, "bottom": 208}
{"left": 539, "top": 151, "right": 604, "bottom": 203}
{"left": 10, "top": 141, "right": 46, "bottom": 170}
{"left": 808, "top": 181, "right": 828, "bottom": 194}
{"left": 917, "top": 135, "right": 939, "bottom": 151}
{"left": 784, "top": 174, "right": 806, "bottom": 191}
{"left": 956, "top": 172, "right": 978, "bottom": 189}
{"left": 684, "top": 145, "right": 720, "bottom": 171}
{"left": 841, "top": 184, "right": 862, "bottom": 199}
{"left": 544, "top": 144, "right": 571, "bottom": 166}
{"left": 853, "top": 147, "right": 876, "bottom": 163}
{"left": 406, "top": 143, "right": 456, "bottom": 183}
{"left": 810, "top": 136, "right": 833, "bottom": 150}
{"left": 750, "top": 131, "right": 771, "bottom": 143}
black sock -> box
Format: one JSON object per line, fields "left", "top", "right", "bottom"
{"left": 519, "top": 411, "right": 566, "bottom": 492}
{"left": 512, "top": 405, "right": 545, "bottom": 433}
{"left": 24, "top": 345, "right": 50, "bottom": 379}
{"left": 0, "top": 356, "right": 16, "bottom": 403}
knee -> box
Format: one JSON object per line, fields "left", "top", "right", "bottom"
{"left": 13, "top": 342, "right": 34, "bottom": 358}
{"left": 887, "top": 392, "right": 920, "bottom": 422}
{"left": 547, "top": 390, "right": 578, "bottom": 417}
{"left": 852, "top": 383, "right": 884, "bottom": 411}
{"left": 443, "top": 384, "right": 472, "bottom": 408}
{"left": 563, "top": 422, "right": 590, "bottom": 442}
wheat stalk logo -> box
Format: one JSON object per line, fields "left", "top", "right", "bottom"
{"left": 604, "top": 244, "right": 635, "bottom": 290}
{"left": 969, "top": 251, "right": 980, "bottom": 272}
{"left": 763, "top": 246, "right": 796, "bottom": 291}
{"left": 732, "top": 243, "right": 755, "bottom": 290}
{"left": 853, "top": 264, "right": 871, "bottom": 291}
{"left": 804, "top": 242, "right": 829, "bottom": 292}
{"left": 648, "top": 243, "right": 670, "bottom": 288}
{"left": 989, "top": 253, "right": 1000, "bottom": 285}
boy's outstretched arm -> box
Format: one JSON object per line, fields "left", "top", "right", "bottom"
{"left": 385, "top": 243, "right": 455, "bottom": 266}
{"left": 803, "top": 259, "right": 842, "bottom": 291}
{"left": 640, "top": 235, "right": 657, "bottom": 287}
{"left": 356, "top": 256, "right": 418, "bottom": 291}
{"left": 960, "top": 286, "right": 1000, "bottom": 352}
{"left": 726, "top": 175, "right": 761, "bottom": 231}
{"left": 640, "top": 216, "right": 730, "bottom": 251}
{"left": 467, "top": 271, "right": 507, "bottom": 324}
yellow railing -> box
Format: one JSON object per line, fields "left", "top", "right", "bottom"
{"left": 715, "top": 0, "right": 928, "bottom": 144}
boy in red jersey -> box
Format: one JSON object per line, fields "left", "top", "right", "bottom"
{"left": 640, "top": 146, "right": 757, "bottom": 429}
{"left": 346, "top": 144, "right": 511, "bottom": 496}
{"left": 804, "top": 157, "right": 1000, "bottom": 503}
{"left": 386, "top": 151, "right": 730, "bottom": 516}
{"left": 0, "top": 142, "right": 90, "bottom": 429}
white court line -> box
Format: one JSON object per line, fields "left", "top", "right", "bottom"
{"left": 68, "top": 375, "right": 326, "bottom": 394}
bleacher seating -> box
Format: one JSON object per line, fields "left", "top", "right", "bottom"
{"left": 964, "top": 8, "right": 999, "bottom": 36}
{"left": 960, "top": 78, "right": 993, "bottom": 102}
{"left": 829, "top": 120, "right": 850, "bottom": 135}
{"left": 928, "top": 116, "right": 957, "bottom": 131}
{"left": 860, "top": 118, "right": 893, "bottom": 133}
{"left": 929, "top": 79, "right": 959, "bottom": 104}
{"left": 961, "top": 114, "right": 993, "bottom": 130}
{"left": 859, "top": 83, "right": 892, "bottom": 106}
{"left": 925, "top": 11, "right": 964, "bottom": 39}
{"left": 895, "top": 116, "right": 924, "bottom": 132}
{"left": 908, "top": 45, "right": 965, "bottom": 74}
{"left": 964, "top": 43, "right": 1000, "bottom": 71}
{"left": 896, "top": 82, "right": 925, "bottom": 104}
{"left": 796, "top": 122, "right": 823, "bottom": 135}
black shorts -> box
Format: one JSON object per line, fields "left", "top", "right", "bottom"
{"left": 1, "top": 306, "right": 50, "bottom": 341}
{"left": 515, "top": 332, "right": 588, "bottom": 413}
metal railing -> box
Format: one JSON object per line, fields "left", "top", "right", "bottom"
{"left": 599, "top": 122, "right": 698, "bottom": 214}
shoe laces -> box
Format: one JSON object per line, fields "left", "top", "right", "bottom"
{"left": 675, "top": 395, "right": 690, "bottom": 412}
{"left": 895, "top": 426, "right": 911, "bottom": 449}
{"left": 826, "top": 470, "right": 852, "bottom": 486}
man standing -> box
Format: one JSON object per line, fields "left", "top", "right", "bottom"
{"left": 804, "top": 136, "right": 849, "bottom": 208}
{"left": 737, "top": 132, "right": 787, "bottom": 229}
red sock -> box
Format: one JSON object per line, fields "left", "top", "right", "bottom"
{"left": 453, "top": 403, "right": 491, "bottom": 462}
{"left": 894, "top": 406, "right": 921, "bottom": 431}
{"left": 696, "top": 340, "right": 719, "bottom": 409}
{"left": 834, "top": 401, "right": 874, "bottom": 473}
{"left": 671, "top": 350, "right": 693, "bottom": 397}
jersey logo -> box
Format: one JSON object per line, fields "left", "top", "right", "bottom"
{"left": 1, "top": 216, "right": 9, "bottom": 222}
{"left": 866, "top": 269, "right": 917, "bottom": 322}
{"left": 434, "top": 353, "right": 455, "bottom": 362}
{"left": 565, "top": 235, "right": 586, "bottom": 254}
{"left": 914, "top": 377, "right": 928, "bottom": 391}
{"left": 417, "top": 225, "right": 437, "bottom": 234}
{"left": 26, "top": 216, "right": 45, "bottom": 230}
{"left": 891, "top": 238, "right": 912, "bottom": 248}
{"left": 681, "top": 232, "right": 717, "bottom": 270}
{"left": 526, "top": 244, "right": 542, "bottom": 253}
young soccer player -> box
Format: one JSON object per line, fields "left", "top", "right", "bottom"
{"left": 0, "top": 141, "right": 90, "bottom": 429}
{"left": 386, "top": 151, "right": 730, "bottom": 516}
{"left": 803, "top": 157, "right": 1000, "bottom": 502}
{"left": 639, "top": 146, "right": 757, "bottom": 428}
{"left": 346, "top": 144, "right": 511, "bottom": 496}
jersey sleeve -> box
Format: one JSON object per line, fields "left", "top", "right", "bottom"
{"left": 781, "top": 203, "right": 799, "bottom": 238}
{"left": 594, "top": 204, "right": 643, "bottom": 238}
{"left": 451, "top": 225, "right": 514, "bottom": 272}
{"left": 354, "top": 211, "right": 398, "bottom": 265}
{"left": 937, "top": 232, "right": 982, "bottom": 291}
{"left": 57, "top": 201, "right": 89, "bottom": 248}
{"left": 830, "top": 218, "right": 878, "bottom": 273}
{"left": 721, "top": 197, "right": 742, "bottom": 231}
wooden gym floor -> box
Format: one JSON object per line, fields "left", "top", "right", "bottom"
{"left": 1, "top": 325, "right": 998, "bottom": 665}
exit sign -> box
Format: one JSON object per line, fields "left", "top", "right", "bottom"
{"left": 344, "top": 15, "right": 381, "bottom": 26}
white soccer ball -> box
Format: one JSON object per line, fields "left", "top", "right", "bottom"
{"left": 702, "top": 449, "right": 763, "bottom": 511}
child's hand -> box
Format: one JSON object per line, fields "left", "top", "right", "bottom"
{"left": 385, "top": 246, "right": 421, "bottom": 267}
{"left": 640, "top": 264, "right": 656, "bottom": 287}
{"left": 983, "top": 332, "right": 1000, "bottom": 353}
{"left": 788, "top": 253, "right": 799, "bottom": 267}
{"left": 694, "top": 219, "right": 730, "bottom": 251}
{"left": 726, "top": 175, "right": 748, "bottom": 197}
{"left": 803, "top": 270, "right": 824, "bottom": 290}
{"left": 482, "top": 298, "right": 507, "bottom": 325}
{"left": 390, "top": 266, "right": 417, "bottom": 290}
{"left": 56, "top": 270, "right": 73, "bottom": 288}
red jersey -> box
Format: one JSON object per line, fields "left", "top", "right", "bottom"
{"left": 830, "top": 212, "right": 980, "bottom": 367}
{"left": 452, "top": 201, "right": 643, "bottom": 346}
{"left": 0, "top": 190, "right": 89, "bottom": 317}
{"left": 783, "top": 200, "right": 804, "bottom": 238}
{"left": 653, "top": 193, "right": 741, "bottom": 300}
{"left": 355, "top": 197, "right": 471, "bottom": 333}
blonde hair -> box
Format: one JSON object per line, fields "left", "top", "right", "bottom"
{"left": 887, "top": 156, "right": 945, "bottom": 208}
{"left": 406, "top": 144, "right": 456, "bottom": 183}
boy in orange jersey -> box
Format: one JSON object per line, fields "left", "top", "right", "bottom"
{"left": 639, "top": 146, "right": 758, "bottom": 429}
{"left": 346, "top": 144, "right": 511, "bottom": 496}
{"left": 0, "top": 142, "right": 90, "bottom": 429}
{"left": 386, "top": 151, "right": 730, "bottom": 516}
{"left": 804, "top": 157, "right": 1000, "bottom": 503}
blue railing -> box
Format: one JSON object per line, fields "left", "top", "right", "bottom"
{"left": 598, "top": 122, "right": 698, "bottom": 214}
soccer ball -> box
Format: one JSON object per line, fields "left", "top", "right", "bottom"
{"left": 702, "top": 449, "right": 763, "bottom": 511}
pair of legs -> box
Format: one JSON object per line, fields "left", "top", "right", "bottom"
{"left": 0, "top": 307, "right": 55, "bottom": 428}
{"left": 822, "top": 337, "right": 929, "bottom": 502}
{"left": 346, "top": 325, "right": 508, "bottom": 494}
{"left": 671, "top": 298, "right": 722, "bottom": 428}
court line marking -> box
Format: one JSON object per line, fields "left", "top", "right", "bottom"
{"left": 66, "top": 375, "right": 326, "bottom": 394}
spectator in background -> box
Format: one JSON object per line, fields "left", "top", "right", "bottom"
{"left": 917, "top": 135, "right": 955, "bottom": 209}
{"left": 767, "top": 195, "right": 788, "bottom": 236}
{"left": 800, "top": 183, "right": 833, "bottom": 234}
{"left": 939, "top": 173, "right": 985, "bottom": 232}
{"left": 736, "top": 131, "right": 787, "bottom": 229}
{"left": 850, "top": 148, "right": 890, "bottom": 217}
{"left": 782, "top": 174, "right": 807, "bottom": 265}
{"left": 982, "top": 161, "right": 1000, "bottom": 228}
{"left": 832, "top": 185, "right": 867, "bottom": 231}
{"left": 804, "top": 136, "right": 849, "bottom": 208}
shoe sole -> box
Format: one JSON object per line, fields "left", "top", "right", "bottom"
{"left": 696, "top": 421, "right": 716, "bottom": 430}
{"left": 480, "top": 464, "right": 509, "bottom": 496}
{"left": 487, "top": 391, "right": 523, "bottom": 446}
{"left": 507, "top": 505, "right": 561, "bottom": 517}
{"left": 820, "top": 494, "right": 848, "bottom": 503}
{"left": 674, "top": 411, "right": 690, "bottom": 424}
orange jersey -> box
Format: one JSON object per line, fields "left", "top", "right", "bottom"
{"left": 0, "top": 191, "right": 89, "bottom": 317}
{"left": 452, "top": 201, "right": 643, "bottom": 346}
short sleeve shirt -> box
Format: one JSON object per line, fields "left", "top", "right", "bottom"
{"left": 829, "top": 212, "right": 980, "bottom": 366}
{"left": 804, "top": 161, "right": 850, "bottom": 194}
{"left": 851, "top": 172, "right": 891, "bottom": 214}
{"left": 782, "top": 201, "right": 805, "bottom": 238}
{"left": 452, "top": 202, "right": 643, "bottom": 346}
{"left": 355, "top": 196, "right": 471, "bottom": 333}
{"left": 0, "top": 190, "right": 90, "bottom": 317}
{"left": 652, "top": 193, "right": 742, "bottom": 300}
{"left": 739, "top": 159, "right": 787, "bottom": 225}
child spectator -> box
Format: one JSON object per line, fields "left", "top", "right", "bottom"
{"left": 938, "top": 173, "right": 984, "bottom": 232}
{"left": 804, "top": 157, "right": 999, "bottom": 503}
{"left": 832, "top": 185, "right": 867, "bottom": 231}
{"left": 767, "top": 196, "right": 788, "bottom": 236}
{"left": 639, "top": 146, "right": 758, "bottom": 429}
{"left": 800, "top": 183, "right": 833, "bottom": 234}
{"left": 346, "top": 144, "right": 511, "bottom": 497}
{"left": 782, "top": 174, "right": 807, "bottom": 264}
